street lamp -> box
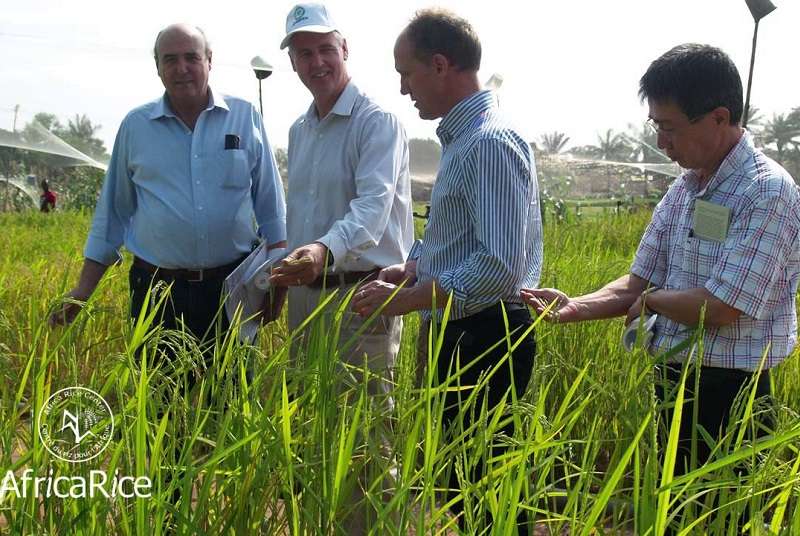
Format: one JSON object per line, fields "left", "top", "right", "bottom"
{"left": 250, "top": 56, "right": 274, "bottom": 117}
{"left": 742, "top": 0, "right": 777, "bottom": 128}
{"left": 484, "top": 73, "right": 503, "bottom": 91}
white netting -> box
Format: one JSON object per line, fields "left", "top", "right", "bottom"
{"left": 0, "top": 107, "right": 108, "bottom": 171}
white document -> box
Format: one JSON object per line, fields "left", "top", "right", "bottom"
{"left": 621, "top": 314, "right": 658, "bottom": 352}
{"left": 224, "top": 245, "right": 287, "bottom": 343}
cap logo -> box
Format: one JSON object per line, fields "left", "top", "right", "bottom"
{"left": 292, "top": 6, "right": 308, "bottom": 27}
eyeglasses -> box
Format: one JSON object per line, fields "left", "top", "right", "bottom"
{"left": 646, "top": 111, "right": 710, "bottom": 136}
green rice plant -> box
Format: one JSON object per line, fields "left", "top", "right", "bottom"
{"left": 0, "top": 210, "right": 799, "bottom": 534}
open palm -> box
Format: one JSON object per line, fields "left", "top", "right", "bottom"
{"left": 520, "top": 287, "right": 578, "bottom": 323}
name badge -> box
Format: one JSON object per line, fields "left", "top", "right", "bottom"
{"left": 692, "top": 200, "right": 730, "bottom": 242}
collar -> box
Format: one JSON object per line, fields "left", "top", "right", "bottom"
{"left": 436, "top": 90, "right": 495, "bottom": 145}
{"left": 148, "top": 87, "right": 228, "bottom": 120}
{"left": 301, "top": 80, "right": 359, "bottom": 125}
{"left": 684, "top": 130, "right": 752, "bottom": 197}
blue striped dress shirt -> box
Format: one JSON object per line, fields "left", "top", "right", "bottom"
{"left": 415, "top": 90, "right": 543, "bottom": 320}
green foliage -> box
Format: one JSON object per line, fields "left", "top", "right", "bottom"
{"left": 0, "top": 211, "right": 799, "bottom": 534}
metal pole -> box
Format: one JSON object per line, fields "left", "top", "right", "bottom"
{"left": 743, "top": 19, "right": 760, "bottom": 128}
{"left": 258, "top": 79, "right": 264, "bottom": 117}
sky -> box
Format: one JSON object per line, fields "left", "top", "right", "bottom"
{"left": 0, "top": 0, "right": 797, "bottom": 154}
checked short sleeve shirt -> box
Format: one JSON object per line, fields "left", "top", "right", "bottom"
{"left": 631, "top": 131, "right": 800, "bottom": 370}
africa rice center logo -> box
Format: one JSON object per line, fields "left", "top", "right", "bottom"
{"left": 38, "top": 387, "right": 114, "bottom": 463}
{"left": 292, "top": 6, "right": 308, "bottom": 26}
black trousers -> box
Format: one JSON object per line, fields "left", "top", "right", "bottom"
{"left": 655, "top": 364, "right": 773, "bottom": 533}
{"left": 129, "top": 265, "right": 230, "bottom": 344}
{"left": 129, "top": 264, "right": 236, "bottom": 393}
{"left": 129, "top": 264, "right": 238, "bottom": 507}
{"left": 435, "top": 303, "right": 536, "bottom": 534}
{"left": 655, "top": 364, "right": 772, "bottom": 475}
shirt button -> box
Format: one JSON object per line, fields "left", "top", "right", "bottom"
{"left": 199, "top": 206, "right": 204, "bottom": 211}
{"left": 196, "top": 180, "right": 200, "bottom": 185}
{"left": 194, "top": 154, "right": 199, "bottom": 159}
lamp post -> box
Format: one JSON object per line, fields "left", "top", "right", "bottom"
{"left": 484, "top": 73, "right": 503, "bottom": 91}
{"left": 250, "top": 56, "right": 274, "bottom": 117}
{"left": 742, "top": 0, "right": 777, "bottom": 128}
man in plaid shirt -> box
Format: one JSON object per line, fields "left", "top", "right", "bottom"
{"left": 522, "top": 44, "right": 800, "bottom": 477}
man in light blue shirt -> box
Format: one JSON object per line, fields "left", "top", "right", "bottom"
{"left": 269, "top": 4, "right": 412, "bottom": 534}
{"left": 52, "top": 24, "right": 286, "bottom": 342}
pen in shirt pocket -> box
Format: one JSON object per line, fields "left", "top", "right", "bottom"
{"left": 225, "top": 134, "right": 240, "bottom": 150}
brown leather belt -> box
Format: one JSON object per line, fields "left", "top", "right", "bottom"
{"left": 307, "top": 269, "right": 380, "bottom": 289}
{"left": 133, "top": 256, "right": 241, "bottom": 283}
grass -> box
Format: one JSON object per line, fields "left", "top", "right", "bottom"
{"left": 0, "top": 209, "right": 798, "bottom": 534}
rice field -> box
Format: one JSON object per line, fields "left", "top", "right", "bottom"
{"left": 0, "top": 209, "right": 798, "bottom": 535}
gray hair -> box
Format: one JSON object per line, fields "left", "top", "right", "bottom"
{"left": 153, "top": 24, "right": 211, "bottom": 65}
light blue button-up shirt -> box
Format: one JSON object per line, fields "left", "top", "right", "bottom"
{"left": 84, "top": 89, "right": 286, "bottom": 269}
{"left": 287, "top": 81, "right": 413, "bottom": 272}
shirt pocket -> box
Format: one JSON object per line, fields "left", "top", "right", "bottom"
{"left": 220, "top": 149, "right": 251, "bottom": 190}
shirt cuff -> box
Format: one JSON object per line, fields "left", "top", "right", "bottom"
{"left": 83, "top": 237, "right": 121, "bottom": 266}
{"left": 407, "top": 239, "right": 423, "bottom": 262}
{"left": 705, "top": 277, "right": 763, "bottom": 320}
{"left": 437, "top": 270, "right": 468, "bottom": 318}
{"left": 317, "top": 232, "right": 347, "bottom": 271}
{"left": 258, "top": 218, "right": 287, "bottom": 246}
{"left": 630, "top": 261, "right": 665, "bottom": 288}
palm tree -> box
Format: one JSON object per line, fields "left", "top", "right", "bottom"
{"left": 762, "top": 113, "right": 800, "bottom": 164}
{"left": 593, "top": 129, "right": 633, "bottom": 162}
{"left": 625, "top": 122, "right": 669, "bottom": 163}
{"left": 539, "top": 131, "right": 570, "bottom": 154}
{"left": 744, "top": 105, "right": 764, "bottom": 128}
{"left": 590, "top": 129, "right": 633, "bottom": 194}
{"left": 64, "top": 114, "right": 107, "bottom": 160}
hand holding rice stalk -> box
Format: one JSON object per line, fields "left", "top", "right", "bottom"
{"left": 282, "top": 256, "right": 314, "bottom": 268}
{"left": 270, "top": 243, "right": 328, "bottom": 287}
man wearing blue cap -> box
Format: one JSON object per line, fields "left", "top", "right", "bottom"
{"left": 269, "top": 4, "right": 413, "bottom": 533}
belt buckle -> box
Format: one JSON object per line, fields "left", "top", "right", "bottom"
{"left": 187, "top": 269, "right": 204, "bottom": 283}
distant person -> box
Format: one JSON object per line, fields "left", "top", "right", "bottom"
{"left": 521, "top": 43, "right": 800, "bottom": 522}
{"left": 268, "top": 4, "right": 413, "bottom": 532}
{"left": 51, "top": 24, "right": 287, "bottom": 354}
{"left": 39, "top": 179, "right": 56, "bottom": 212}
{"left": 352, "top": 8, "right": 542, "bottom": 533}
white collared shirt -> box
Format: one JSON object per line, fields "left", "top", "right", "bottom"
{"left": 287, "top": 81, "right": 413, "bottom": 271}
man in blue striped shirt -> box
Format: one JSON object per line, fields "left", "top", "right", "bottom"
{"left": 353, "top": 8, "right": 542, "bottom": 533}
